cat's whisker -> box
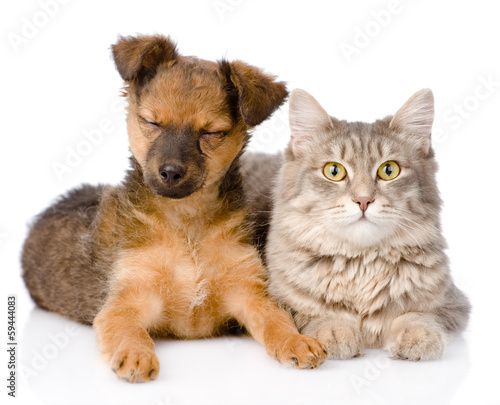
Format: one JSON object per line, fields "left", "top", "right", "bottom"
{"left": 379, "top": 207, "right": 440, "bottom": 238}
{"left": 384, "top": 218, "right": 425, "bottom": 254}
{"left": 297, "top": 207, "right": 346, "bottom": 215}
{"left": 299, "top": 211, "right": 347, "bottom": 218}
{"left": 387, "top": 216, "right": 439, "bottom": 242}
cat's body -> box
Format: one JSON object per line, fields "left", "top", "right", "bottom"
{"left": 240, "top": 152, "right": 283, "bottom": 250}
{"left": 245, "top": 89, "right": 470, "bottom": 360}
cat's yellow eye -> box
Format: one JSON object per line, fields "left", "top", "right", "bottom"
{"left": 323, "top": 162, "right": 347, "bottom": 182}
{"left": 378, "top": 161, "right": 400, "bottom": 181}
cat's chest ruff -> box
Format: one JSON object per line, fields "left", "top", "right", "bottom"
{"left": 298, "top": 248, "right": 429, "bottom": 316}
{"left": 325, "top": 255, "right": 395, "bottom": 314}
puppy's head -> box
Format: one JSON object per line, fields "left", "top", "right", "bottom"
{"left": 112, "top": 34, "right": 287, "bottom": 199}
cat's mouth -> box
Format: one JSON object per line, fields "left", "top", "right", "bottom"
{"left": 348, "top": 214, "right": 375, "bottom": 228}
{"left": 352, "top": 213, "right": 381, "bottom": 229}
{"left": 357, "top": 213, "right": 371, "bottom": 222}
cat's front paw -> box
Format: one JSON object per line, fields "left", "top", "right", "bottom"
{"left": 386, "top": 314, "right": 445, "bottom": 361}
{"left": 302, "top": 313, "right": 363, "bottom": 359}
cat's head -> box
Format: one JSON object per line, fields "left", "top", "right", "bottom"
{"left": 274, "top": 88, "right": 442, "bottom": 252}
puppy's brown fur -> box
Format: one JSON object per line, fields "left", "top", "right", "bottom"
{"left": 22, "top": 35, "right": 327, "bottom": 383}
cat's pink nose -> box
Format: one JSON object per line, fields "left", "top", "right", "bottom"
{"left": 353, "top": 197, "right": 374, "bottom": 212}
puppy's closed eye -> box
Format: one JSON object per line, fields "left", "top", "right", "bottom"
{"left": 200, "top": 130, "right": 226, "bottom": 136}
{"left": 199, "top": 131, "right": 227, "bottom": 153}
{"left": 140, "top": 117, "right": 162, "bottom": 131}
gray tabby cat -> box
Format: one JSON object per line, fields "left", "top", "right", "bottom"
{"left": 263, "top": 88, "right": 470, "bottom": 361}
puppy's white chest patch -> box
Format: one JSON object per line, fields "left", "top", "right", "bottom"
{"left": 189, "top": 279, "right": 210, "bottom": 310}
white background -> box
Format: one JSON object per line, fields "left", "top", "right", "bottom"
{"left": 2, "top": 1, "right": 500, "bottom": 404}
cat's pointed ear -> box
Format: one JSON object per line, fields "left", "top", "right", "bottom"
{"left": 389, "top": 89, "right": 434, "bottom": 155}
{"left": 289, "top": 89, "right": 333, "bottom": 156}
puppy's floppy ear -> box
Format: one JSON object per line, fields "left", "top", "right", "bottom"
{"left": 220, "top": 60, "right": 288, "bottom": 128}
{"left": 111, "top": 34, "right": 178, "bottom": 86}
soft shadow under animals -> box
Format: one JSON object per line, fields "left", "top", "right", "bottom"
{"left": 20, "top": 307, "right": 471, "bottom": 405}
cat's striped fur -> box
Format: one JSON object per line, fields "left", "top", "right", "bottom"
{"left": 252, "top": 89, "right": 470, "bottom": 361}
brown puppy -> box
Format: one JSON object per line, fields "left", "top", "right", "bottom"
{"left": 22, "top": 34, "right": 327, "bottom": 383}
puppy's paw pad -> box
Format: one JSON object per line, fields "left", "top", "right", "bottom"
{"left": 271, "top": 334, "right": 328, "bottom": 369}
{"left": 110, "top": 345, "right": 160, "bottom": 383}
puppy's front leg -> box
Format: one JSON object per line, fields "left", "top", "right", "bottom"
{"left": 226, "top": 271, "right": 327, "bottom": 369}
{"left": 93, "top": 285, "right": 163, "bottom": 383}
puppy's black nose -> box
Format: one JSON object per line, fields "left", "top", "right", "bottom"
{"left": 159, "top": 164, "right": 185, "bottom": 186}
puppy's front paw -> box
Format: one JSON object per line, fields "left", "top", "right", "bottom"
{"left": 386, "top": 315, "right": 445, "bottom": 361}
{"left": 302, "top": 313, "right": 362, "bottom": 359}
{"left": 109, "top": 342, "right": 160, "bottom": 383}
{"left": 267, "top": 333, "right": 328, "bottom": 369}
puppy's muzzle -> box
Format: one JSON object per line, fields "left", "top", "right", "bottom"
{"left": 159, "top": 164, "right": 186, "bottom": 186}
{"left": 143, "top": 126, "right": 207, "bottom": 199}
